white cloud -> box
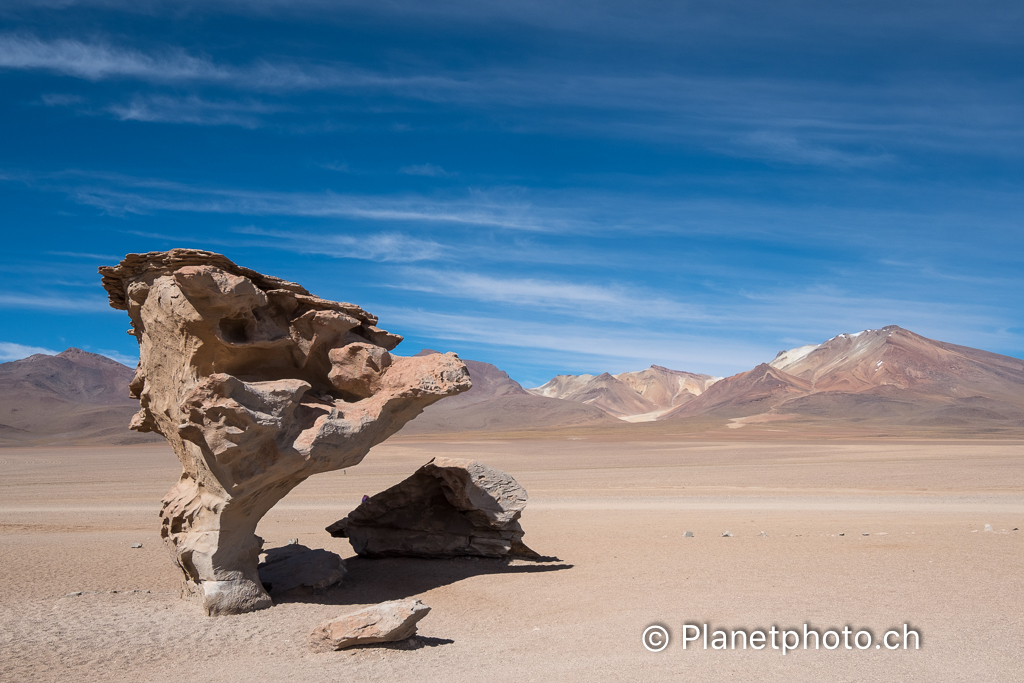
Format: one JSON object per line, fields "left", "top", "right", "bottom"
{"left": 40, "top": 92, "right": 84, "bottom": 106}
{"left": 5, "top": 35, "right": 1022, "bottom": 163}
{"left": 0, "top": 341, "right": 59, "bottom": 362}
{"left": 108, "top": 94, "right": 284, "bottom": 128}
{"left": 399, "top": 163, "right": 451, "bottom": 177}
{"left": 234, "top": 226, "right": 447, "bottom": 262}
{"left": 377, "top": 306, "right": 767, "bottom": 376}
{"left": 93, "top": 348, "right": 139, "bottom": 366}
{"left": 393, "top": 268, "right": 713, "bottom": 322}
{"left": 53, "top": 174, "right": 564, "bottom": 231}
{"left": 0, "top": 34, "right": 226, "bottom": 82}
{"left": 47, "top": 250, "right": 122, "bottom": 260}
{"left": 0, "top": 293, "right": 112, "bottom": 312}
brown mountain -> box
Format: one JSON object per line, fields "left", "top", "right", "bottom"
{"left": 768, "top": 326, "right": 1024, "bottom": 400}
{"left": 529, "top": 365, "right": 720, "bottom": 419}
{"left": 660, "top": 326, "right": 1024, "bottom": 426}
{"left": 615, "top": 365, "right": 720, "bottom": 410}
{"left": 549, "top": 372, "right": 658, "bottom": 418}
{"left": 399, "top": 351, "right": 615, "bottom": 434}
{"left": 660, "top": 363, "right": 812, "bottom": 419}
{"left": 412, "top": 349, "right": 530, "bottom": 408}
{"left": 0, "top": 348, "right": 161, "bottom": 445}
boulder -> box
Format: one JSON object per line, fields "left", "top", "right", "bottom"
{"left": 309, "top": 599, "right": 431, "bottom": 652}
{"left": 99, "top": 249, "right": 471, "bottom": 615}
{"left": 257, "top": 545, "right": 346, "bottom": 594}
{"left": 327, "top": 457, "right": 537, "bottom": 559}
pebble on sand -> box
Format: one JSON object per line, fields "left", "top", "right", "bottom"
{"left": 131, "top": 543, "right": 143, "bottom": 548}
{"left": 722, "top": 531, "right": 733, "bottom": 537}
{"left": 683, "top": 531, "right": 694, "bottom": 538}
{"left": 984, "top": 524, "right": 993, "bottom": 532}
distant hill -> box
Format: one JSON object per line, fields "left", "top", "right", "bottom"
{"left": 0, "top": 348, "right": 161, "bottom": 445}
{"left": 6, "top": 328, "right": 1022, "bottom": 443}
{"left": 660, "top": 326, "right": 1024, "bottom": 428}
{"left": 399, "top": 351, "right": 615, "bottom": 434}
{"left": 529, "top": 364, "right": 720, "bottom": 420}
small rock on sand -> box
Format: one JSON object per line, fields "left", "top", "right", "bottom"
{"left": 722, "top": 531, "right": 733, "bottom": 537}
{"left": 683, "top": 531, "right": 694, "bottom": 538}
{"left": 757, "top": 531, "right": 768, "bottom": 537}
{"left": 984, "top": 524, "right": 993, "bottom": 532}
{"left": 131, "top": 543, "right": 143, "bottom": 548}
{"left": 309, "top": 599, "right": 431, "bottom": 652}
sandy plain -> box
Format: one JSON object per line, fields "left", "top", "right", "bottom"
{"left": 1, "top": 435, "right": 1022, "bottom": 682}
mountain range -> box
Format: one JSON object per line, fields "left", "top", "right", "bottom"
{"left": 2, "top": 325, "right": 1022, "bottom": 444}
{"left": 658, "top": 326, "right": 1024, "bottom": 427}
{"left": 0, "top": 348, "right": 161, "bottom": 445}
{"left": 528, "top": 366, "right": 720, "bottom": 421}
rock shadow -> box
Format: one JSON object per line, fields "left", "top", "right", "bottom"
{"left": 346, "top": 636, "right": 455, "bottom": 651}
{"left": 272, "top": 555, "right": 573, "bottom": 607}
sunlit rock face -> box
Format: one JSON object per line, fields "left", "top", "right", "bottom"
{"left": 100, "top": 249, "right": 471, "bottom": 615}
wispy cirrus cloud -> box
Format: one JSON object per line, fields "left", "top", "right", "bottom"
{"left": 5, "top": 35, "right": 1024, "bottom": 164}
{"left": 233, "top": 226, "right": 447, "bottom": 262}
{"left": 0, "top": 33, "right": 460, "bottom": 92}
{"left": 108, "top": 94, "right": 285, "bottom": 128}
{"left": 47, "top": 250, "right": 122, "bottom": 260}
{"left": 0, "top": 34, "right": 227, "bottom": 82}
{"left": 393, "top": 268, "right": 713, "bottom": 321}
{"left": 378, "top": 306, "right": 767, "bottom": 376}
{"left": 399, "top": 163, "right": 452, "bottom": 177}
{"left": 0, "top": 340, "right": 59, "bottom": 361}
{"left": 26, "top": 172, "right": 568, "bottom": 231}
{"left": 0, "top": 292, "right": 112, "bottom": 312}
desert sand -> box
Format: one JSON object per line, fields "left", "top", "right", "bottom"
{"left": 1, "top": 435, "right": 1022, "bottom": 682}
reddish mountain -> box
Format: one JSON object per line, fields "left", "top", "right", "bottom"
{"left": 660, "top": 326, "right": 1024, "bottom": 426}
{"left": 413, "top": 349, "right": 530, "bottom": 408}
{"left": 401, "top": 351, "right": 615, "bottom": 434}
{"left": 660, "top": 363, "right": 812, "bottom": 419}
{"left": 529, "top": 365, "right": 720, "bottom": 419}
{"left": 769, "top": 326, "right": 1024, "bottom": 401}
{"left": 0, "top": 348, "right": 160, "bottom": 445}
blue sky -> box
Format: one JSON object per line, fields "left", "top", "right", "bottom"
{"left": 0, "top": 0, "right": 1022, "bottom": 386}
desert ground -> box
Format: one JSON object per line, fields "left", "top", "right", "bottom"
{"left": 1, "top": 434, "right": 1022, "bottom": 682}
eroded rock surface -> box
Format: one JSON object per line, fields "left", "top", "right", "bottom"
{"left": 99, "top": 249, "right": 470, "bottom": 615}
{"left": 327, "top": 457, "right": 537, "bottom": 558}
{"left": 309, "top": 600, "right": 431, "bottom": 652}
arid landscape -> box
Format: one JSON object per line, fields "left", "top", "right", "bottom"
{"left": 4, "top": 1, "right": 1023, "bottom": 680}
{"left": 2, "top": 310, "right": 1022, "bottom": 681}
{"left": 2, "top": 436, "right": 1022, "bottom": 681}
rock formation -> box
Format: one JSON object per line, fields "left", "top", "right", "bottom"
{"left": 257, "top": 544, "right": 346, "bottom": 595}
{"left": 99, "top": 249, "right": 471, "bottom": 615}
{"left": 327, "top": 457, "right": 537, "bottom": 558}
{"left": 309, "top": 600, "right": 431, "bottom": 651}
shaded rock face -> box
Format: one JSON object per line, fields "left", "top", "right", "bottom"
{"left": 257, "top": 544, "right": 346, "bottom": 595}
{"left": 99, "top": 249, "right": 471, "bottom": 615}
{"left": 309, "top": 600, "right": 431, "bottom": 652}
{"left": 327, "top": 457, "right": 536, "bottom": 559}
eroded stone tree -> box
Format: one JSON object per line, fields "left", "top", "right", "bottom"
{"left": 99, "top": 249, "right": 470, "bottom": 615}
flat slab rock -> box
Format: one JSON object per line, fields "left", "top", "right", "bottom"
{"left": 257, "top": 544, "right": 346, "bottom": 595}
{"left": 327, "top": 457, "right": 538, "bottom": 559}
{"left": 309, "top": 600, "right": 430, "bottom": 652}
